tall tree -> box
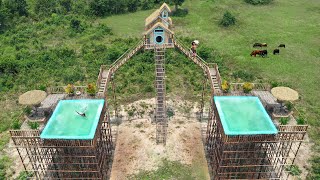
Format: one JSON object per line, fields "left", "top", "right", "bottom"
{"left": 127, "top": 0, "right": 139, "bottom": 12}
{"left": 0, "top": 1, "right": 8, "bottom": 32}
{"left": 89, "top": 0, "right": 111, "bottom": 16}
{"left": 4, "top": 0, "right": 28, "bottom": 16}
{"left": 34, "top": 0, "right": 57, "bottom": 16}
{"left": 59, "top": 0, "right": 72, "bottom": 13}
{"left": 172, "top": 0, "right": 184, "bottom": 10}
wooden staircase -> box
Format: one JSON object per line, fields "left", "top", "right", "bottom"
{"left": 208, "top": 64, "right": 221, "bottom": 93}
{"left": 96, "top": 41, "right": 144, "bottom": 97}
{"left": 173, "top": 39, "right": 221, "bottom": 94}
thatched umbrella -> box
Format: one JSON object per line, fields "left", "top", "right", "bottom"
{"left": 19, "top": 90, "right": 47, "bottom": 106}
{"left": 271, "top": 87, "right": 299, "bottom": 102}
{"left": 271, "top": 87, "right": 299, "bottom": 114}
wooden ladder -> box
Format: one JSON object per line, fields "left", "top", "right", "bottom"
{"left": 154, "top": 46, "right": 167, "bottom": 145}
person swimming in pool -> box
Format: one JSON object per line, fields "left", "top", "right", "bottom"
{"left": 76, "top": 110, "right": 86, "bottom": 117}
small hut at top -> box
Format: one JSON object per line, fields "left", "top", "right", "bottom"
{"left": 144, "top": 3, "right": 174, "bottom": 49}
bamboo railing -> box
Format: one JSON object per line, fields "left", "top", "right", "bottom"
{"left": 230, "top": 83, "right": 271, "bottom": 92}
{"left": 208, "top": 63, "right": 222, "bottom": 89}
{"left": 96, "top": 65, "right": 108, "bottom": 90}
{"left": 173, "top": 38, "right": 222, "bottom": 94}
{"left": 46, "top": 86, "right": 87, "bottom": 94}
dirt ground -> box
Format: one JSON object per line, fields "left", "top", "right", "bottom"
{"left": 109, "top": 118, "right": 210, "bottom": 180}
{"left": 110, "top": 98, "right": 312, "bottom": 180}
{"left": 110, "top": 98, "right": 210, "bottom": 180}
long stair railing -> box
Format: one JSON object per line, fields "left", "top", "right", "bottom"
{"left": 207, "top": 63, "right": 222, "bottom": 91}
{"left": 96, "top": 65, "right": 108, "bottom": 92}
{"left": 173, "top": 38, "right": 221, "bottom": 94}
{"left": 96, "top": 40, "right": 144, "bottom": 97}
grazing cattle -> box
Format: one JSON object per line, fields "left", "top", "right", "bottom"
{"left": 273, "top": 49, "right": 280, "bottom": 55}
{"left": 253, "top": 43, "right": 262, "bottom": 48}
{"left": 261, "top": 43, "right": 267, "bottom": 47}
{"left": 259, "top": 50, "right": 268, "bottom": 57}
{"left": 250, "top": 50, "right": 261, "bottom": 57}
{"left": 278, "top": 44, "right": 286, "bottom": 48}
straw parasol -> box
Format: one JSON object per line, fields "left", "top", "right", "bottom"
{"left": 19, "top": 90, "right": 47, "bottom": 106}
{"left": 271, "top": 87, "right": 299, "bottom": 102}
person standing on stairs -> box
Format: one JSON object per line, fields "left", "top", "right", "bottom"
{"left": 191, "top": 41, "right": 197, "bottom": 57}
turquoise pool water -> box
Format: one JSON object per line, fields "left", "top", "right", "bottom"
{"left": 214, "top": 96, "right": 278, "bottom": 135}
{"left": 40, "top": 99, "right": 104, "bottom": 140}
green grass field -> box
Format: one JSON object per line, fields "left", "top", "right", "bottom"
{"left": 103, "top": 0, "right": 320, "bottom": 178}
{"left": 0, "top": 0, "right": 319, "bottom": 178}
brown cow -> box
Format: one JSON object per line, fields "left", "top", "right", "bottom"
{"left": 250, "top": 50, "right": 261, "bottom": 57}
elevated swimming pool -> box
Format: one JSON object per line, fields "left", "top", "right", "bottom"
{"left": 214, "top": 96, "right": 278, "bottom": 135}
{"left": 40, "top": 99, "right": 105, "bottom": 140}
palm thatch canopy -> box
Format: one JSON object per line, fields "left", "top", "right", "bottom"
{"left": 19, "top": 90, "right": 47, "bottom": 105}
{"left": 271, "top": 87, "right": 299, "bottom": 102}
{"left": 145, "top": 3, "right": 171, "bottom": 27}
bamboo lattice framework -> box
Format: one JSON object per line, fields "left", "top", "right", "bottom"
{"left": 10, "top": 104, "right": 113, "bottom": 179}
{"left": 206, "top": 99, "right": 308, "bottom": 179}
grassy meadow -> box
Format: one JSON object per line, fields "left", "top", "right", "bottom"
{"left": 0, "top": 0, "right": 319, "bottom": 178}
{"left": 101, "top": 0, "right": 320, "bottom": 177}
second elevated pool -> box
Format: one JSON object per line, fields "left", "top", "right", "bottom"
{"left": 214, "top": 96, "right": 278, "bottom": 135}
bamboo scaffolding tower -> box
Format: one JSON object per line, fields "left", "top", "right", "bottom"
{"left": 206, "top": 99, "right": 308, "bottom": 179}
{"left": 10, "top": 106, "right": 113, "bottom": 179}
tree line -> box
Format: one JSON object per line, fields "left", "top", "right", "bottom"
{"left": 1, "top": 0, "right": 184, "bottom": 32}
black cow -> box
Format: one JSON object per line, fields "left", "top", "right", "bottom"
{"left": 273, "top": 49, "right": 280, "bottom": 55}
{"left": 278, "top": 44, "right": 286, "bottom": 48}
{"left": 253, "top": 43, "right": 262, "bottom": 48}
{"left": 259, "top": 50, "right": 268, "bottom": 57}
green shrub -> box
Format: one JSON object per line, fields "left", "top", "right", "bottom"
{"left": 70, "top": 19, "right": 84, "bottom": 33}
{"left": 65, "top": 84, "right": 75, "bottom": 94}
{"left": 141, "top": 0, "right": 154, "bottom": 10}
{"left": 286, "top": 164, "right": 302, "bottom": 176}
{"left": 11, "top": 119, "right": 22, "bottom": 129}
{"left": 38, "top": 84, "right": 47, "bottom": 91}
{"left": 28, "top": 121, "right": 39, "bottom": 129}
{"left": 23, "top": 106, "right": 32, "bottom": 116}
{"left": 285, "top": 102, "right": 293, "bottom": 112}
{"left": 86, "top": 83, "right": 96, "bottom": 95}
{"left": 220, "top": 11, "right": 236, "bottom": 27}
{"left": 172, "top": 8, "right": 189, "bottom": 17}
{"left": 167, "top": 107, "right": 175, "bottom": 120}
{"left": 296, "top": 117, "right": 305, "bottom": 125}
{"left": 0, "top": 156, "right": 11, "bottom": 180}
{"left": 17, "top": 171, "right": 33, "bottom": 180}
{"left": 232, "top": 70, "right": 254, "bottom": 81}
{"left": 244, "top": 0, "right": 273, "bottom": 5}
{"left": 308, "top": 157, "right": 320, "bottom": 179}
{"left": 242, "top": 82, "right": 253, "bottom": 93}
{"left": 197, "top": 46, "right": 211, "bottom": 60}
{"left": 279, "top": 117, "right": 289, "bottom": 125}
{"left": 221, "top": 80, "right": 230, "bottom": 93}
{"left": 271, "top": 81, "right": 279, "bottom": 88}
